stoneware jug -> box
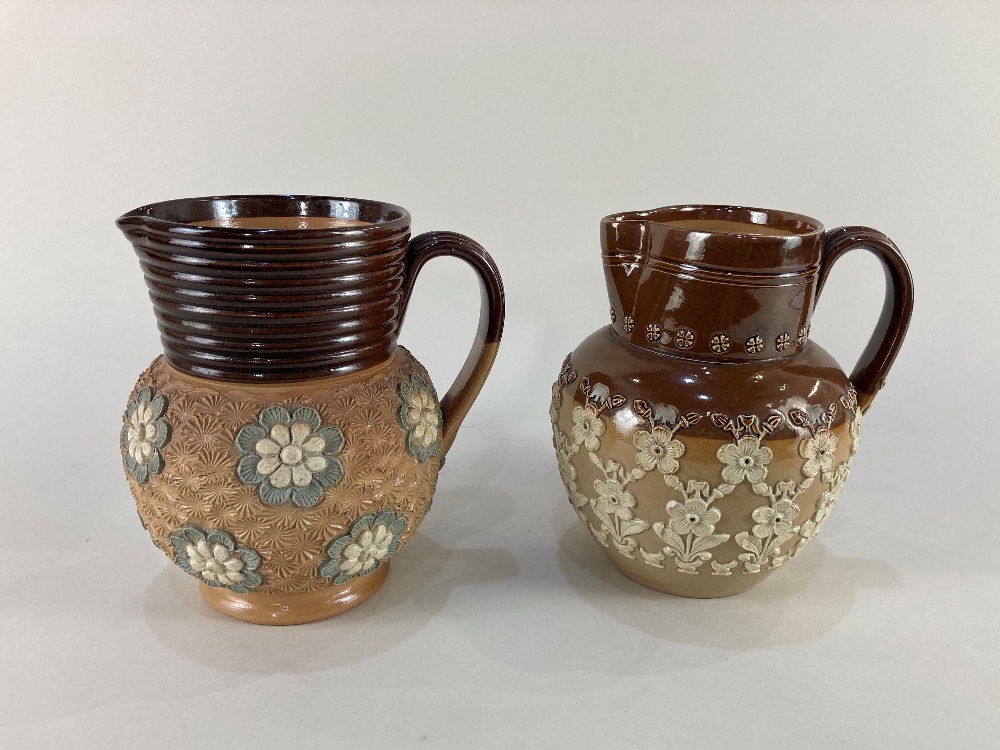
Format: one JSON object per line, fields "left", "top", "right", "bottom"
{"left": 550, "top": 204, "right": 912, "bottom": 597}
{"left": 117, "top": 195, "right": 504, "bottom": 624}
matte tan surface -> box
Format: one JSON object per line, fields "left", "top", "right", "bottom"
{"left": 581, "top": 431, "right": 852, "bottom": 598}
{"left": 199, "top": 561, "right": 390, "bottom": 625}
{"left": 124, "top": 350, "right": 440, "bottom": 596}
{"left": 191, "top": 216, "right": 373, "bottom": 229}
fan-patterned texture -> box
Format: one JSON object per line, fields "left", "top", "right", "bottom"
{"left": 122, "top": 348, "right": 440, "bottom": 594}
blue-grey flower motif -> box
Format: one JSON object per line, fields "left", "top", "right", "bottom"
{"left": 319, "top": 509, "right": 407, "bottom": 584}
{"left": 170, "top": 524, "right": 262, "bottom": 594}
{"left": 236, "top": 405, "right": 345, "bottom": 507}
{"left": 121, "top": 386, "right": 171, "bottom": 485}
{"left": 397, "top": 373, "right": 442, "bottom": 463}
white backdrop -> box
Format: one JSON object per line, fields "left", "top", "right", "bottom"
{"left": 1, "top": 2, "right": 996, "bottom": 747}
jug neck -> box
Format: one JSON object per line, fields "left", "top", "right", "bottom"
{"left": 117, "top": 195, "right": 411, "bottom": 383}
{"left": 601, "top": 205, "right": 825, "bottom": 362}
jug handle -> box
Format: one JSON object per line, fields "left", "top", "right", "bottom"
{"left": 814, "top": 226, "right": 914, "bottom": 414}
{"left": 399, "top": 231, "right": 505, "bottom": 458}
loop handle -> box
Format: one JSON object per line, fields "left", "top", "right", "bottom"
{"left": 399, "top": 231, "right": 505, "bottom": 457}
{"left": 815, "top": 226, "right": 914, "bottom": 413}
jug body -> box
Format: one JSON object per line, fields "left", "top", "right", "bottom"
{"left": 551, "top": 205, "right": 911, "bottom": 597}
{"left": 118, "top": 195, "right": 504, "bottom": 623}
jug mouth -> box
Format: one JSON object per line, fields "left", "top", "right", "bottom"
{"left": 602, "top": 203, "right": 825, "bottom": 274}
{"left": 605, "top": 204, "right": 823, "bottom": 239}
{"left": 116, "top": 194, "right": 411, "bottom": 238}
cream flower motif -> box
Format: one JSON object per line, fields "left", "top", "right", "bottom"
{"left": 800, "top": 430, "right": 839, "bottom": 478}
{"left": 718, "top": 437, "right": 772, "bottom": 484}
{"left": 556, "top": 440, "right": 577, "bottom": 490}
{"left": 850, "top": 410, "right": 863, "bottom": 455}
{"left": 170, "top": 524, "right": 262, "bottom": 594}
{"left": 751, "top": 498, "right": 800, "bottom": 538}
{"left": 633, "top": 427, "right": 685, "bottom": 474}
{"left": 397, "top": 373, "right": 443, "bottom": 462}
{"left": 236, "top": 405, "right": 345, "bottom": 507}
{"left": 571, "top": 405, "right": 605, "bottom": 451}
{"left": 594, "top": 478, "right": 636, "bottom": 520}
{"left": 550, "top": 381, "right": 563, "bottom": 425}
{"left": 319, "top": 509, "right": 407, "bottom": 585}
{"left": 667, "top": 498, "right": 721, "bottom": 537}
{"left": 121, "top": 386, "right": 171, "bottom": 485}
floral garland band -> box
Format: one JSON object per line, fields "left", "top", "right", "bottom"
{"left": 551, "top": 367, "right": 861, "bottom": 576}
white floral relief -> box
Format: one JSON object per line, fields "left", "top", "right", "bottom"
{"left": 850, "top": 409, "right": 862, "bottom": 457}
{"left": 550, "top": 375, "right": 705, "bottom": 561}
{"left": 551, "top": 365, "right": 861, "bottom": 577}
{"left": 800, "top": 430, "right": 839, "bottom": 482}
{"left": 718, "top": 437, "right": 773, "bottom": 484}
{"left": 790, "top": 390, "right": 861, "bottom": 558}
{"left": 793, "top": 462, "right": 850, "bottom": 556}
{"left": 587, "top": 453, "right": 649, "bottom": 557}
{"left": 640, "top": 476, "right": 734, "bottom": 574}
{"left": 731, "top": 479, "right": 809, "bottom": 573}
{"left": 551, "top": 363, "right": 590, "bottom": 523}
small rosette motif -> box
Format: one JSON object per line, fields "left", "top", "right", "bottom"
{"left": 397, "top": 373, "right": 442, "bottom": 462}
{"left": 122, "top": 386, "right": 171, "bottom": 485}
{"left": 170, "top": 524, "right": 263, "bottom": 594}
{"left": 236, "top": 405, "right": 345, "bottom": 507}
{"left": 319, "top": 509, "right": 408, "bottom": 585}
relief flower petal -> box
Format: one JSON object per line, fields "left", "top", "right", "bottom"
{"left": 800, "top": 430, "right": 839, "bottom": 478}
{"left": 633, "top": 427, "right": 685, "bottom": 474}
{"left": 170, "top": 524, "right": 263, "bottom": 594}
{"left": 571, "top": 404, "right": 605, "bottom": 452}
{"left": 396, "top": 373, "right": 443, "bottom": 463}
{"left": 122, "top": 386, "right": 172, "bottom": 485}
{"left": 235, "top": 404, "right": 345, "bottom": 507}
{"left": 667, "top": 498, "right": 721, "bottom": 537}
{"left": 319, "top": 509, "right": 408, "bottom": 585}
{"left": 718, "top": 436, "right": 772, "bottom": 484}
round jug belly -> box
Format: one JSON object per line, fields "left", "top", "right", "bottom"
{"left": 122, "top": 348, "right": 441, "bottom": 623}
{"left": 551, "top": 328, "right": 861, "bottom": 598}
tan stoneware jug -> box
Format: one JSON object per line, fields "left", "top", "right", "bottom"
{"left": 551, "top": 204, "right": 913, "bottom": 597}
{"left": 118, "top": 195, "right": 504, "bottom": 624}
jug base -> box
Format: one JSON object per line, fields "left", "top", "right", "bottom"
{"left": 198, "top": 561, "right": 390, "bottom": 625}
{"left": 608, "top": 554, "right": 768, "bottom": 598}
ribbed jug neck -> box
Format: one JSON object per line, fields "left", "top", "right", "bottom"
{"left": 117, "top": 195, "right": 412, "bottom": 383}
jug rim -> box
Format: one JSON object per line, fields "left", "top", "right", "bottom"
{"left": 116, "top": 194, "right": 411, "bottom": 238}
{"left": 602, "top": 203, "right": 824, "bottom": 238}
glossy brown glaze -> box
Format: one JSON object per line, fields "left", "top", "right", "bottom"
{"left": 553, "top": 204, "right": 913, "bottom": 597}
{"left": 118, "top": 196, "right": 412, "bottom": 383}
{"left": 117, "top": 195, "right": 505, "bottom": 391}
{"left": 570, "top": 328, "right": 851, "bottom": 444}
{"left": 602, "top": 205, "right": 913, "bottom": 393}
{"left": 604, "top": 205, "right": 824, "bottom": 362}
{"left": 817, "top": 226, "right": 913, "bottom": 412}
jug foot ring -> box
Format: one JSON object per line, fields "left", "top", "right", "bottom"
{"left": 608, "top": 556, "right": 767, "bottom": 598}
{"left": 197, "top": 561, "right": 390, "bottom": 625}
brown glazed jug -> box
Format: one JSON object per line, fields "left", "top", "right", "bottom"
{"left": 550, "top": 204, "right": 913, "bottom": 597}
{"left": 117, "top": 195, "right": 504, "bottom": 624}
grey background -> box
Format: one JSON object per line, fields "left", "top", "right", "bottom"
{"left": 0, "top": 1, "right": 996, "bottom": 747}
